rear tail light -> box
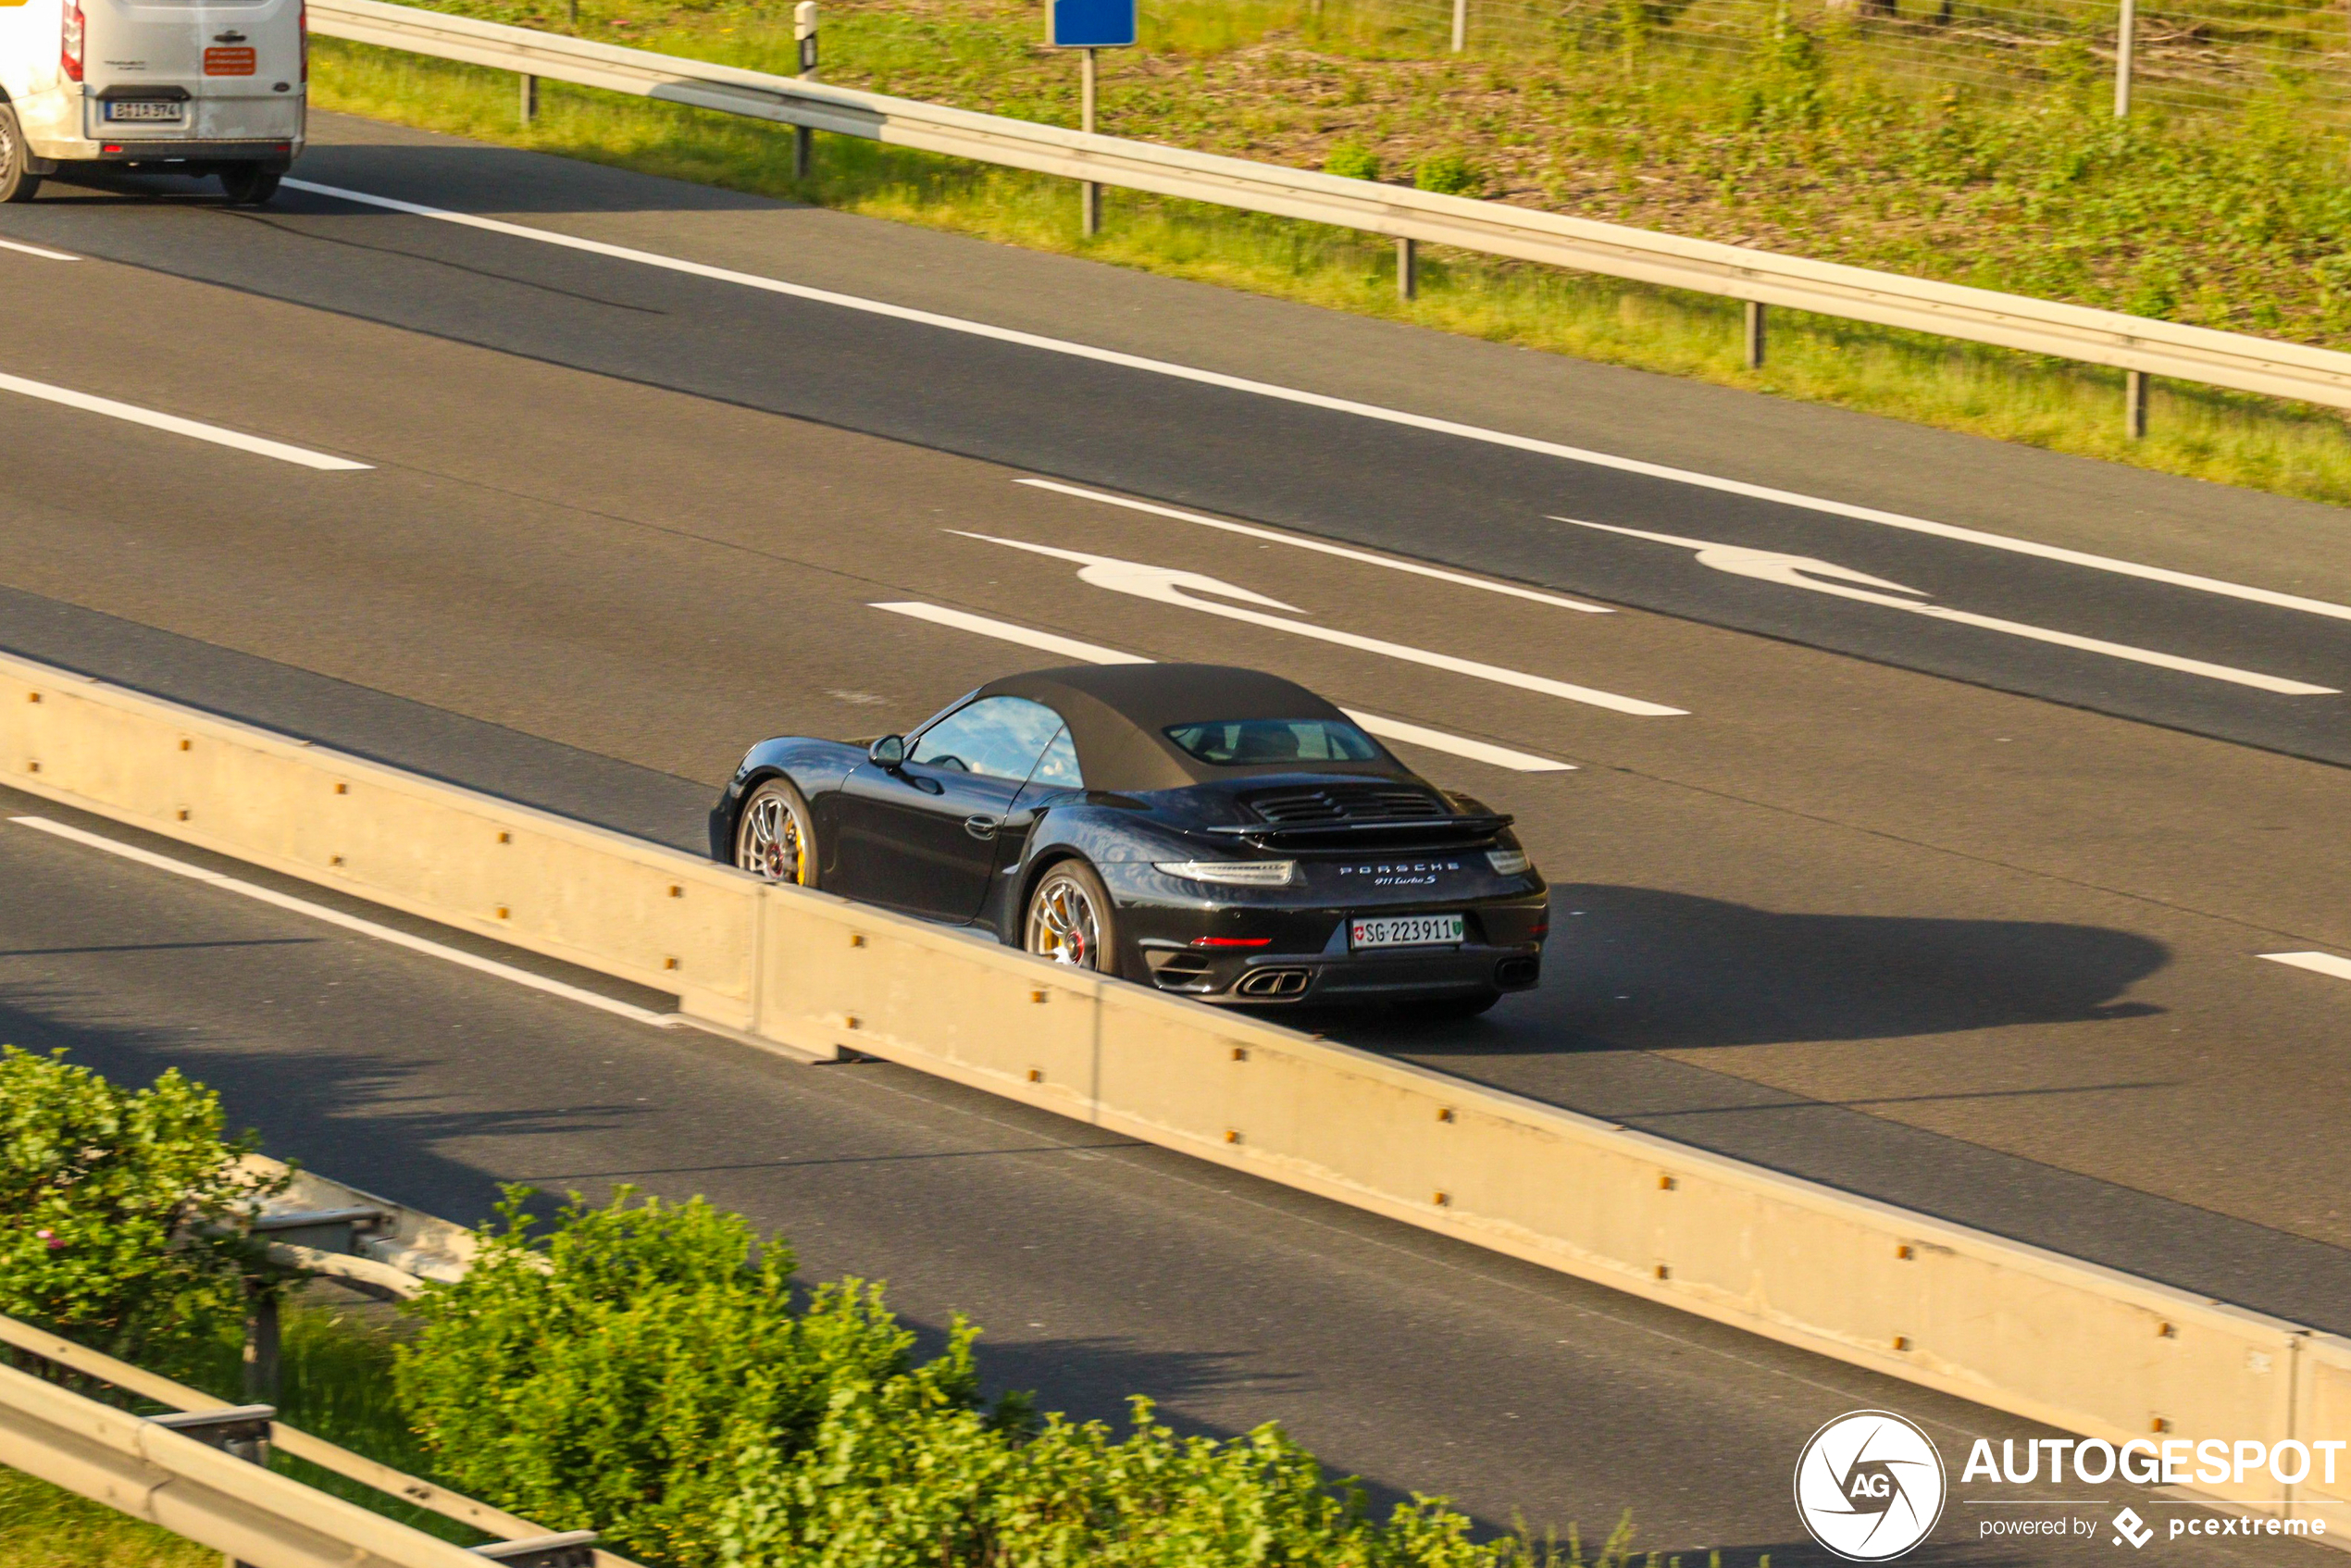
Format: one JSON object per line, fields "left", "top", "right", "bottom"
{"left": 299, "top": 0, "right": 308, "bottom": 81}
{"left": 60, "top": 0, "right": 84, "bottom": 81}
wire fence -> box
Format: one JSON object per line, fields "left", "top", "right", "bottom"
{"left": 1199, "top": 0, "right": 2351, "bottom": 118}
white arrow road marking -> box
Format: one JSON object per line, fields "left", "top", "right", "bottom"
{"left": 949, "top": 533, "right": 1687, "bottom": 717}
{"left": 280, "top": 179, "right": 2351, "bottom": 626}
{"left": 0, "top": 371, "right": 371, "bottom": 470}
{"left": 2261, "top": 952, "right": 2351, "bottom": 983}
{"left": 1556, "top": 517, "right": 2338, "bottom": 697}
{"left": 872, "top": 601, "right": 1152, "bottom": 665}
{"left": 0, "top": 237, "right": 78, "bottom": 261}
{"left": 868, "top": 602, "right": 1575, "bottom": 771}
{"left": 1014, "top": 478, "right": 1614, "bottom": 613}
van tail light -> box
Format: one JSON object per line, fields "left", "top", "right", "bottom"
{"left": 299, "top": 0, "right": 308, "bottom": 81}
{"left": 60, "top": 0, "right": 84, "bottom": 81}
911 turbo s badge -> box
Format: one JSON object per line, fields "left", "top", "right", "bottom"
{"left": 1338, "top": 860, "right": 1462, "bottom": 887}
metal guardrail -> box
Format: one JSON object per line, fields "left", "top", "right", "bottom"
{"left": 306, "top": 0, "right": 2351, "bottom": 430}
{"left": 0, "top": 1176, "right": 634, "bottom": 1568}
{"left": 0, "top": 1313, "right": 620, "bottom": 1568}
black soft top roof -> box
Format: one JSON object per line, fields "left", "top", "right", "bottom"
{"left": 975, "top": 665, "right": 1407, "bottom": 792}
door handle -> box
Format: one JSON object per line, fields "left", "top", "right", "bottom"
{"left": 964, "top": 815, "right": 1001, "bottom": 840}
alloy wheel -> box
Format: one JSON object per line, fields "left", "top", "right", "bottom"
{"left": 737, "top": 790, "right": 809, "bottom": 884}
{"left": 1026, "top": 873, "right": 1101, "bottom": 969}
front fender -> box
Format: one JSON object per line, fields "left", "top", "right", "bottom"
{"left": 707, "top": 738, "right": 865, "bottom": 862}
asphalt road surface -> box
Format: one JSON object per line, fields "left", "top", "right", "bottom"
{"left": 0, "top": 789, "right": 2335, "bottom": 1568}
{"left": 2, "top": 112, "right": 2349, "bottom": 1562}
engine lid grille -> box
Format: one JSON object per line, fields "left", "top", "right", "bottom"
{"left": 1243, "top": 785, "right": 1447, "bottom": 826}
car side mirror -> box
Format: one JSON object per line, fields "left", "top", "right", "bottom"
{"left": 868, "top": 734, "right": 906, "bottom": 769}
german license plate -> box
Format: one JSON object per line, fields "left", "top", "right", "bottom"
{"left": 1350, "top": 913, "right": 1464, "bottom": 951}
{"left": 105, "top": 101, "right": 185, "bottom": 122}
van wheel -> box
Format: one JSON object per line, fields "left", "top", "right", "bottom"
{"left": 0, "top": 107, "right": 41, "bottom": 205}
{"left": 218, "top": 166, "right": 280, "bottom": 206}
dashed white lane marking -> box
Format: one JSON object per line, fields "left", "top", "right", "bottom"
{"left": 868, "top": 602, "right": 1574, "bottom": 772}
{"left": 0, "top": 237, "right": 79, "bottom": 261}
{"left": 2260, "top": 952, "right": 2351, "bottom": 983}
{"left": 1340, "top": 712, "right": 1574, "bottom": 773}
{"left": 1014, "top": 479, "right": 1613, "bottom": 613}
{"left": 0, "top": 371, "right": 371, "bottom": 470}
{"left": 872, "top": 601, "right": 1154, "bottom": 665}
{"left": 279, "top": 179, "right": 2351, "bottom": 626}
{"left": 1560, "top": 517, "right": 2339, "bottom": 697}
{"left": 952, "top": 533, "right": 1686, "bottom": 716}
{"left": 8, "top": 815, "right": 675, "bottom": 1027}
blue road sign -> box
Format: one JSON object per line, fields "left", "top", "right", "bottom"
{"left": 1050, "top": 0, "right": 1135, "bottom": 48}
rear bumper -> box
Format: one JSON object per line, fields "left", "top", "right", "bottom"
{"left": 81, "top": 139, "right": 297, "bottom": 165}
{"left": 1115, "top": 875, "right": 1550, "bottom": 1005}
{"left": 16, "top": 84, "right": 304, "bottom": 164}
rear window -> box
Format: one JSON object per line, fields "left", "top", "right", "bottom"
{"left": 1163, "top": 719, "right": 1382, "bottom": 766}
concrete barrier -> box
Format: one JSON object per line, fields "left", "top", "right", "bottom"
{"left": 4, "top": 647, "right": 2343, "bottom": 1530}
{"left": 2301, "top": 1337, "right": 2351, "bottom": 1524}
{"left": 4, "top": 653, "right": 759, "bottom": 1028}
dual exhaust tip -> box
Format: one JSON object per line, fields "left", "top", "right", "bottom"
{"left": 1234, "top": 967, "right": 1312, "bottom": 999}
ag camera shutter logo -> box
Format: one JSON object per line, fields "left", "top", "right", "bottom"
{"left": 1794, "top": 1411, "right": 1947, "bottom": 1561}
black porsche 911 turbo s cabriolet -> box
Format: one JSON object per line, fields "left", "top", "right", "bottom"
{"left": 709, "top": 665, "right": 1547, "bottom": 1014}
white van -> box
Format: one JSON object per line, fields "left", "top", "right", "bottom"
{"left": 0, "top": 0, "right": 305, "bottom": 205}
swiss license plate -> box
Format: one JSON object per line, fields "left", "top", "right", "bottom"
{"left": 1350, "top": 913, "right": 1464, "bottom": 951}
{"left": 105, "top": 101, "right": 186, "bottom": 122}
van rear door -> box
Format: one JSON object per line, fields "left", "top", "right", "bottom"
{"left": 82, "top": 0, "right": 302, "bottom": 147}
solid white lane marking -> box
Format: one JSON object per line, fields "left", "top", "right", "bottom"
{"left": 867, "top": 602, "right": 1574, "bottom": 771}
{"left": 952, "top": 532, "right": 1688, "bottom": 716}
{"left": 1014, "top": 478, "right": 1613, "bottom": 613}
{"left": 0, "top": 371, "right": 371, "bottom": 470}
{"left": 1559, "top": 516, "right": 2339, "bottom": 697}
{"left": 8, "top": 815, "right": 675, "bottom": 1027}
{"left": 2260, "top": 952, "right": 2351, "bottom": 983}
{"left": 871, "top": 601, "right": 1151, "bottom": 664}
{"left": 1344, "top": 711, "right": 1573, "bottom": 772}
{"left": 0, "top": 237, "right": 79, "bottom": 261}
{"left": 282, "top": 178, "right": 2351, "bottom": 625}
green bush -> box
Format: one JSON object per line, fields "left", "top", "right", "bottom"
{"left": 1325, "top": 141, "right": 1382, "bottom": 181}
{"left": 1412, "top": 153, "right": 1481, "bottom": 197}
{"left": 393, "top": 1188, "right": 983, "bottom": 1568}
{"left": 404, "top": 1189, "right": 1535, "bottom": 1568}
{"left": 0, "top": 1047, "right": 285, "bottom": 1363}
{"left": 715, "top": 1387, "right": 1504, "bottom": 1568}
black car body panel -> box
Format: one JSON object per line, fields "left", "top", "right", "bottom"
{"left": 710, "top": 665, "right": 1548, "bottom": 1006}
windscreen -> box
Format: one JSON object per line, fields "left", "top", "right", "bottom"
{"left": 1163, "top": 719, "right": 1382, "bottom": 766}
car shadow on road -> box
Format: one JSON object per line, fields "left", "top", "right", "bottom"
{"left": 1343, "top": 883, "right": 2166, "bottom": 1055}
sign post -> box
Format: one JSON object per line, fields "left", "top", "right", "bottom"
{"left": 1048, "top": 0, "right": 1135, "bottom": 236}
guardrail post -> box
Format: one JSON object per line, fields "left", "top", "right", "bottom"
{"left": 2114, "top": 0, "right": 2136, "bottom": 116}
{"left": 242, "top": 1286, "right": 280, "bottom": 1406}
{"left": 1396, "top": 236, "right": 1416, "bottom": 300}
{"left": 1743, "top": 300, "right": 1766, "bottom": 368}
{"left": 150, "top": 1406, "right": 275, "bottom": 1568}
{"left": 518, "top": 72, "right": 536, "bottom": 125}
{"left": 794, "top": 1, "right": 817, "bottom": 181}
{"left": 2125, "top": 368, "right": 2148, "bottom": 439}
{"left": 1450, "top": 0, "right": 1466, "bottom": 51}
{"left": 1079, "top": 46, "right": 1101, "bottom": 236}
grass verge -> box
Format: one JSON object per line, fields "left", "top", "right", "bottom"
{"left": 0, "top": 1470, "right": 218, "bottom": 1568}
{"left": 305, "top": 2, "right": 2351, "bottom": 507}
